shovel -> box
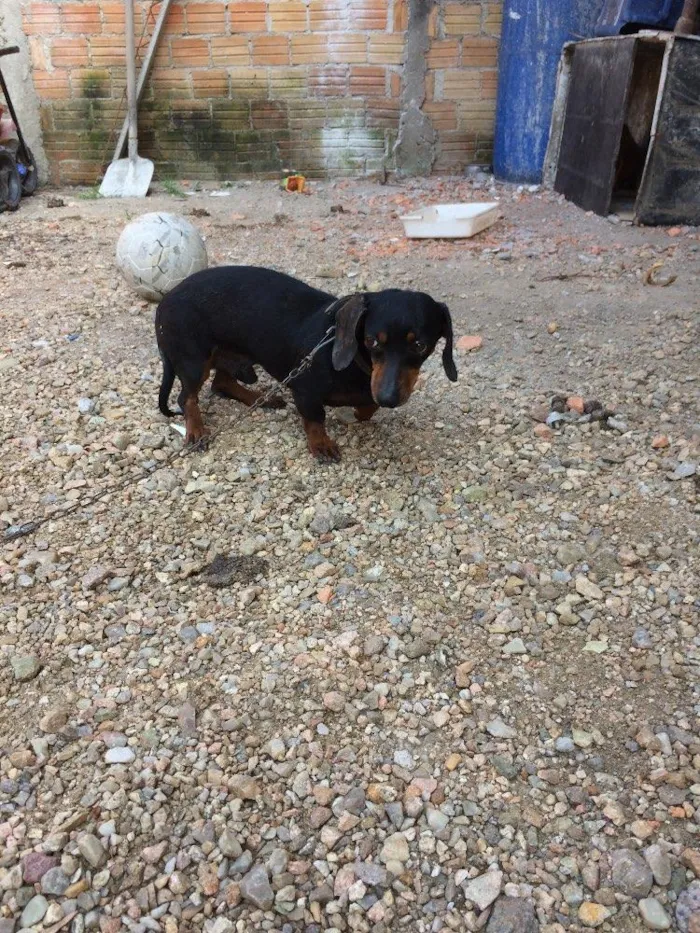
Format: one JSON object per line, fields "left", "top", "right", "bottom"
{"left": 99, "top": 0, "right": 153, "bottom": 197}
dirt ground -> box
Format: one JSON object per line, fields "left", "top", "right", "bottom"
{"left": 0, "top": 175, "right": 698, "bottom": 933}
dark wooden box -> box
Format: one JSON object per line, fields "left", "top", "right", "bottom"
{"left": 544, "top": 33, "right": 700, "bottom": 225}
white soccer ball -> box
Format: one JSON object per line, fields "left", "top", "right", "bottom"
{"left": 116, "top": 212, "right": 208, "bottom": 302}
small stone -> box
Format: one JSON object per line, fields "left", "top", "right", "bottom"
{"left": 77, "top": 834, "right": 107, "bottom": 868}
{"left": 20, "top": 895, "right": 49, "bottom": 929}
{"left": 644, "top": 845, "right": 672, "bottom": 886}
{"left": 578, "top": 902, "right": 612, "bottom": 927}
{"left": 611, "top": 848, "right": 653, "bottom": 898}
{"left": 39, "top": 707, "right": 69, "bottom": 733}
{"left": 632, "top": 820, "right": 656, "bottom": 840}
{"left": 309, "top": 807, "right": 332, "bottom": 829}
{"left": 555, "top": 736, "right": 575, "bottom": 753}
{"left": 573, "top": 728, "right": 593, "bottom": 749}
{"left": 456, "top": 335, "right": 483, "bottom": 352}
{"left": 10, "top": 655, "right": 41, "bottom": 682}
{"left": 81, "top": 565, "right": 111, "bottom": 590}
{"left": 547, "top": 321, "right": 559, "bottom": 334}
{"left": 676, "top": 881, "right": 700, "bottom": 931}
{"left": 670, "top": 461, "right": 696, "bottom": 480}
{"left": 567, "top": 396, "right": 585, "bottom": 414}
{"left": 228, "top": 775, "right": 260, "bottom": 799}
{"left": 534, "top": 423, "right": 554, "bottom": 440}
{"left": 652, "top": 434, "right": 670, "bottom": 449}
{"left": 639, "top": 898, "right": 671, "bottom": 930}
{"left": 105, "top": 747, "right": 135, "bottom": 764}
{"left": 239, "top": 864, "right": 274, "bottom": 910}
{"left": 40, "top": 867, "right": 70, "bottom": 896}
{"left": 462, "top": 870, "right": 503, "bottom": 911}
{"left": 633, "top": 628, "right": 653, "bottom": 649}
{"left": 682, "top": 849, "right": 700, "bottom": 878}
{"left": 486, "top": 718, "right": 517, "bottom": 739}
{"left": 22, "top": 853, "right": 58, "bottom": 884}
{"left": 503, "top": 637, "right": 526, "bottom": 655}
{"left": 323, "top": 692, "right": 345, "bottom": 712}
{"left": 380, "top": 833, "right": 409, "bottom": 864}
{"left": 576, "top": 575, "right": 604, "bottom": 600}
{"left": 394, "top": 749, "right": 414, "bottom": 770}
{"left": 219, "top": 829, "right": 242, "bottom": 858}
{"left": 486, "top": 896, "right": 538, "bottom": 932}
{"left": 445, "top": 753, "right": 462, "bottom": 771}
{"left": 455, "top": 660, "right": 475, "bottom": 687}
{"left": 78, "top": 397, "right": 94, "bottom": 414}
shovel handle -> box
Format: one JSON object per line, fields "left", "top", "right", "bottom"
{"left": 0, "top": 46, "right": 20, "bottom": 58}
{"left": 676, "top": 0, "right": 699, "bottom": 34}
{"left": 125, "top": 0, "right": 137, "bottom": 162}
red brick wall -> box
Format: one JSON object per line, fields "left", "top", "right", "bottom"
{"left": 18, "top": 0, "right": 502, "bottom": 184}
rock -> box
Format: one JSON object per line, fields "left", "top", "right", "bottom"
{"left": 575, "top": 575, "right": 604, "bottom": 600}
{"left": 639, "top": 898, "right": 671, "bottom": 930}
{"left": 40, "top": 867, "right": 70, "bottom": 896}
{"left": 323, "top": 691, "right": 345, "bottom": 712}
{"left": 10, "top": 655, "right": 41, "bottom": 682}
{"left": 486, "top": 896, "right": 539, "bottom": 932}
{"left": 578, "top": 902, "right": 612, "bottom": 927}
{"left": 219, "top": 829, "right": 242, "bottom": 859}
{"left": 462, "top": 870, "right": 503, "bottom": 911}
{"left": 394, "top": 749, "right": 414, "bottom": 769}
{"left": 503, "top": 637, "right": 526, "bottom": 654}
{"left": 379, "top": 833, "right": 409, "bottom": 864}
{"left": 81, "top": 565, "right": 111, "bottom": 590}
{"left": 77, "top": 833, "right": 107, "bottom": 868}
{"left": 611, "top": 848, "right": 653, "bottom": 899}
{"left": 486, "top": 718, "right": 517, "bottom": 739}
{"left": 633, "top": 628, "right": 653, "bottom": 649}
{"left": 644, "top": 845, "right": 672, "bottom": 887}
{"left": 22, "top": 853, "right": 58, "bottom": 884}
{"left": 682, "top": 849, "right": 700, "bottom": 878}
{"left": 228, "top": 775, "right": 260, "bottom": 799}
{"left": 652, "top": 434, "right": 670, "bottom": 449}
{"left": 20, "top": 895, "right": 49, "bottom": 929}
{"left": 456, "top": 335, "right": 483, "bottom": 352}
{"left": 105, "top": 747, "right": 135, "bottom": 764}
{"left": 239, "top": 864, "right": 274, "bottom": 910}
{"left": 676, "top": 881, "right": 700, "bottom": 932}
{"left": 455, "top": 660, "right": 475, "bottom": 687}
{"left": 670, "top": 461, "right": 696, "bottom": 480}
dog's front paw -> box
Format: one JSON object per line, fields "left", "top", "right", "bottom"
{"left": 308, "top": 436, "right": 341, "bottom": 463}
{"left": 186, "top": 429, "right": 211, "bottom": 450}
{"left": 262, "top": 395, "right": 287, "bottom": 410}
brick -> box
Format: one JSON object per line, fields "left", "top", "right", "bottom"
{"left": 211, "top": 36, "right": 251, "bottom": 66}
{"left": 481, "top": 69, "right": 498, "bottom": 98}
{"left": 349, "top": 66, "right": 386, "bottom": 97}
{"left": 458, "top": 99, "right": 497, "bottom": 133}
{"left": 327, "top": 34, "right": 367, "bottom": 64}
{"left": 150, "top": 69, "right": 193, "bottom": 98}
{"left": 483, "top": 2, "right": 503, "bottom": 35}
{"left": 24, "top": 3, "right": 61, "bottom": 36}
{"left": 389, "top": 70, "right": 401, "bottom": 97}
{"left": 427, "top": 40, "right": 459, "bottom": 69}
{"left": 89, "top": 36, "right": 126, "bottom": 68}
{"left": 368, "top": 35, "right": 403, "bottom": 65}
{"left": 252, "top": 35, "right": 290, "bottom": 65}
{"left": 193, "top": 70, "right": 230, "bottom": 98}
{"left": 442, "top": 69, "right": 481, "bottom": 101}
{"left": 424, "top": 101, "right": 457, "bottom": 131}
{"left": 308, "top": 65, "right": 348, "bottom": 97}
{"left": 444, "top": 3, "right": 481, "bottom": 35}
{"left": 269, "top": 2, "right": 308, "bottom": 32}
{"left": 51, "top": 37, "right": 90, "bottom": 69}
{"left": 139, "top": 1, "right": 187, "bottom": 36}
{"left": 228, "top": 1, "right": 267, "bottom": 32}
{"left": 251, "top": 100, "right": 287, "bottom": 129}
{"left": 211, "top": 100, "right": 251, "bottom": 131}
{"left": 269, "top": 68, "right": 308, "bottom": 98}
{"left": 62, "top": 3, "right": 101, "bottom": 33}
{"left": 28, "top": 37, "right": 48, "bottom": 72}
{"left": 229, "top": 67, "right": 269, "bottom": 98}
{"left": 186, "top": 2, "right": 227, "bottom": 33}
{"left": 392, "top": 0, "right": 407, "bottom": 31}
{"left": 171, "top": 38, "right": 211, "bottom": 67}
{"left": 290, "top": 34, "right": 329, "bottom": 64}
{"left": 310, "top": 0, "right": 387, "bottom": 31}
{"left": 70, "top": 70, "right": 113, "bottom": 99}
{"left": 366, "top": 98, "right": 399, "bottom": 128}
{"left": 462, "top": 37, "right": 498, "bottom": 68}
{"left": 100, "top": 1, "right": 125, "bottom": 31}
{"left": 31, "top": 70, "right": 71, "bottom": 100}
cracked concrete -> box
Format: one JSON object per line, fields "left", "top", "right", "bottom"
{"left": 393, "top": 0, "right": 438, "bottom": 176}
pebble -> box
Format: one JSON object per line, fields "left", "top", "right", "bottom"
{"left": 77, "top": 834, "right": 107, "bottom": 869}
{"left": 20, "top": 895, "right": 49, "bottom": 928}
{"left": 104, "top": 747, "right": 135, "bottom": 764}
{"left": 487, "top": 719, "right": 517, "bottom": 739}
{"left": 639, "top": 898, "right": 672, "bottom": 930}
{"left": 462, "top": 869, "right": 503, "bottom": 911}
{"left": 611, "top": 848, "right": 653, "bottom": 898}
{"left": 239, "top": 865, "right": 274, "bottom": 910}
{"left": 578, "top": 902, "right": 612, "bottom": 927}
{"left": 486, "top": 896, "right": 538, "bottom": 932}
{"left": 9, "top": 655, "right": 41, "bottom": 682}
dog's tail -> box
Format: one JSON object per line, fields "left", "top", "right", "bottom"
{"left": 158, "top": 351, "right": 177, "bottom": 417}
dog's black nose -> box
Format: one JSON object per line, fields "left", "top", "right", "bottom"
{"left": 376, "top": 389, "right": 400, "bottom": 408}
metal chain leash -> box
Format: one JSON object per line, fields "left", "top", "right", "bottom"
{"left": 3, "top": 325, "right": 336, "bottom": 543}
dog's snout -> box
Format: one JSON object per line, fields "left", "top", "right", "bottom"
{"left": 376, "top": 388, "right": 400, "bottom": 408}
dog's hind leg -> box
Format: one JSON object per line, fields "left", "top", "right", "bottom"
{"left": 177, "top": 356, "right": 212, "bottom": 446}
{"left": 211, "top": 369, "right": 286, "bottom": 409}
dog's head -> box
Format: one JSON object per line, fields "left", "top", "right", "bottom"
{"left": 331, "top": 289, "right": 457, "bottom": 408}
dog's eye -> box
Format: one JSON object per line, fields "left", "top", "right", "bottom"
{"left": 366, "top": 336, "right": 378, "bottom": 350}
{"left": 414, "top": 340, "right": 427, "bottom": 354}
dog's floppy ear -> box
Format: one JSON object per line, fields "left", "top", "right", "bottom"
{"left": 331, "top": 294, "right": 366, "bottom": 371}
{"left": 437, "top": 301, "right": 458, "bottom": 382}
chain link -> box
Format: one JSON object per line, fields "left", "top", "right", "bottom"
{"left": 3, "top": 325, "right": 336, "bottom": 543}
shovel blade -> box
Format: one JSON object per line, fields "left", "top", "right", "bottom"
{"left": 99, "top": 156, "right": 154, "bottom": 198}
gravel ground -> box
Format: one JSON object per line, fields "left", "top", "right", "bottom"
{"left": 0, "top": 175, "right": 698, "bottom": 933}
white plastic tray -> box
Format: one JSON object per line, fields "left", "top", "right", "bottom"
{"left": 400, "top": 202, "right": 499, "bottom": 239}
